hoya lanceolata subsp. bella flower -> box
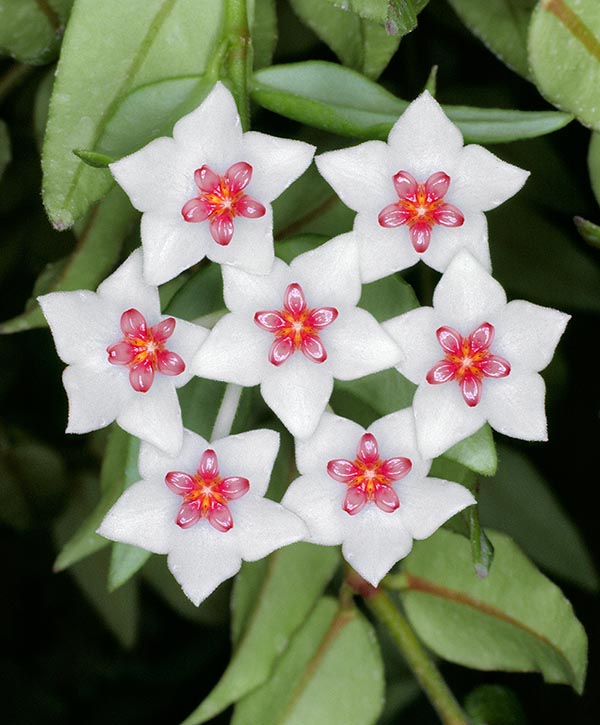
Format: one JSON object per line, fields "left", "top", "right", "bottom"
{"left": 38, "top": 250, "right": 208, "bottom": 455}
{"left": 109, "top": 82, "right": 315, "bottom": 285}
{"left": 316, "top": 91, "right": 529, "bottom": 282}
{"left": 383, "top": 251, "right": 570, "bottom": 459}
{"left": 281, "top": 410, "right": 475, "bottom": 587}
{"left": 192, "top": 234, "right": 401, "bottom": 439}
{"left": 98, "top": 428, "right": 306, "bottom": 605}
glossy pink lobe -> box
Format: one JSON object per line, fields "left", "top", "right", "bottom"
{"left": 426, "top": 322, "right": 511, "bottom": 406}
{"left": 328, "top": 432, "right": 411, "bottom": 516}
{"left": 165, "top": 448, "right": 250, "bottom": 532}
{"left": 106, "top": 309, "right": 184, "bottom": 392}
{"left": 254, "top": 283, "right": 338, "bottom": 367}
{"left": 379, "top": 169, "right": 464, "bottom": 253}
{"left": 182, "top": 161, "right": 265, "bottom": 245}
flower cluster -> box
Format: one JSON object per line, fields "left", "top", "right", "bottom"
{"left": 41, "top": 83, "right": 568, "bottom": 604}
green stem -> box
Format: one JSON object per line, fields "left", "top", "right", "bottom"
{"left": 211, "top": 383, "right": 243, "bottom": 440}
{"left": 224, "top": 0, "right": 251, "bottom": 130}
{"left": 366, "top": 588, "right": 468, "bottom": 725}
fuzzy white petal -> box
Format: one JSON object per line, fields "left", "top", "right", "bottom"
{"left": 413, "top": 382, "right": 486, "bottom": 459}
{"left": 138, "top": 429, "right": 209, "bottom": 482}
{"left": 315, "top": 141, "right": 391, "bottom": 212}
{"left": 205, "top": 208, "right": 275, "bottom": 275}
{"left": 433, "top": 251, "right": 506, "bottom": 328}
{"left": 290, "top": 234, "right": 362, "bottom": 308}
{"left": 261, "top": 354, "right": 333, "bottom": 439}
{"left": 398, "top": 477, "right": 475, "bottom": 540}
{"left": 38, "top": 291, "right": 115, "bottom": 365}
{"left": 324, "top": 307, "right": 401, "bottom": 380}
{"left": 117, "top": 378, "right": 183, "bottom": 455}
{"left": 168, "top": 318, "right": 209, "bottom": 388}
{"left": 222, "top": 257, "right": 290, "bottom": 314}
{"left": 354, "top": 213, "right": 420, "bottom": 281}
{"left": 493, "top": 300, "right": 570, "bottom": 372}
{"left": 232, "top": 495, "right": 306, "bottom": 559}
{"left": 418, "top": 210, "right": 490, "bottom": 273}
{"left": 482, "top": 372, "right": 548, "bottom": 441}
{"left": 383, "top": 307, "right": 440, "bottom": 385}
{"left": 368, "top": 409, "right": 431, "bottom": 480}
{"left": 281, "top": 473, "right": 347, "bottom": 545}
{"left": 212, "top": 429, "right": 280, "bottom": 499}
{"left": 192, "top": 313, "right": 270, "bottom": 386}
{"left": 97, "top": 250, "right": 161, "bottom": 320}
{"left": 342, "top": 510, "right": 413, "bottom": 586}
{"left": 97, "top": 478, "right": 175, "bottom": 554}
{"left": 242, "top": 131, "right": 315, "bottom": 202}
{"left": 295, "top": 412, "right": 364, "bottom": 475}
{"left": 452, "top": 145, "right": 529, "bottom": 210}
{"left": 63, "top": 364, "right": 130, "bottom": 434}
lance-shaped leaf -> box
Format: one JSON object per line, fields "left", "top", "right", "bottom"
{"left": 181, "top": 544, "right": 340, "bottom": 724}
{"left": 401, "top": 529, "right": 588, "bottom": 692}
{"left": 443, "top": 424, "right": 497, "bottom": 477}
{"left": 0, "top": 0, "right": 73, "bottom": 65}
{"left": 252, "top": 61, "right": 573, "bottom": 143}
{"left": 232, "top": 598, "right": 384, "bottom": 725}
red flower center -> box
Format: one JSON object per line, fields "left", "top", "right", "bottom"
{"left": 106, "top": 308, "right": 185, "bottom": 393}
{"left": 426, "top": 322, "right": 511, "bottom": 407}
{"left": 165, "top": 448, "right": 249, "bottom": 532}
{"left": 327, "top": 433, "right": 412, "bottom": 516}
{"left": 181, "top": 162, "right": 266, "bottom": 246}
{"left": 378, "top": 170, "right": 464, "bottom": 253}
{"left": 254, "top": 283, "right": 338, "bottom": 366}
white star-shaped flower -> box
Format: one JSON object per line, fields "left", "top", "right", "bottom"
{"left": 316, "top": 91, "right": 529, "bottom": 282}
{"left": 383, "top": 251, "right": 570, "bottom": 459}
{"left": 192, "top": 234, "right": 401, "bottom": 439}
{"left": 97, "top": 428, "right": 306, "bottom": 605}
{"left": 38, "top": 250, "right": 208, "bottom": 455}
{"left": 109, "top": 82, "right": 315, "bottom": 285}
{"left": 281, "top": 410, "right": 475, "bottom": 586}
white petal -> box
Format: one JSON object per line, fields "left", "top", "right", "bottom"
{"left": 261, "top": 354, "right": 334, "bottom": 439}
{"left": 481, "top": 372, "right": 548, "bottom": 441}
{"left": 38, "top": 290, "right": 115, "bottom": 366}
{"left": 413, "top": 382, "right": 485, "bottom": 459}
{"left": 383, "top": 307, "right": 440, "bottom": 385}
{"left": 419, "top": 211, "right": 491, "bottom": 274}
{"left": 212, "top": 429, "right": 280, "bottom": 498}
{"left": 492, "top": 300, "right": 570, "bottom": 372}
{"left": 290, "top": 233, "right": 362, "bottom": 308}
{"left": 192, "top": 313, "right": 270, "bottom": 386}
{"left": 242, "top": 131, "right": 315, "bottom": 202}
{"left": 96, "top": 250, "right": 161, "bottom": 320}
{"left": 354, "top": 213, "right": 420, "bottom": 282}
{"left": 206, "top": 209, "right": 275, "bottom": 276}
{"left": 168, "top": 318, "right": 209, "bottom": 388}
{"left": 397, "top": 476, "right": 475, "bottom": 540}
{"left": 167, "top": 528, "right": 242, "bottom": 606}
{"left": 368, "top": 409, "right": 431, "bottom": 480}
{"left": 117, "top": 377, "right": 183, "bottom": 454}
{"left": 172, "top": 82, "right": 243, "bottom": 166}
{"left": 324, "top": 307, "right": 401, "bottom": 380}
{"left": 138, "top": 428, "right": 209, "bottom": 481}
{"left": 387, "top": 92, "right": 464, "bottom": 177}
{"left": 222, "top": 257, "right": 290, "bottom": 314}
{"left": 315, "top": 140, "right": 391, "bottom": 212}
{"left": 342, "top": 509, "right": 413, "bottom": 586}
{"left": 281, "top": 473, "right": 347, "bottom": 545}
{"left": 97, "top": 478, "right": 177, "bottom": 554}
{"left": 232, "top": 495, "right": 306, "bottom": 559}
{"left": 110, "top": 136, "right": 187, "bottom": 212}
{"left": 295, "top": 411, "right": 364, "bottom": 475}
{"left": 452, "top": 145, "right": 529, "bottom": 211}
{"left": 63, "top": 364, "right": 129, "bottom": 434}
{"left": 433, "top": 250, "right": 507, "bottom": 329}
{"left": 140, "top": 211, "right": 210, "bottom": 286}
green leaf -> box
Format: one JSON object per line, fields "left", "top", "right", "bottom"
{"left": 0, "top": 186, "right": 137, "bottom": 334}
{"left": 182, "top": 543, "right": 340, "bottom": 724}
{"left": 250, "top": 0, "right": 277, "bottom": 70}
{"left": 587, "top": 130, "right": 600, "bottom": 206}
{"left": 322, "top": 0, "right": 428, "bottom": 33}
{"left": 465, "top": 684, "right": 527, "bottom": 725}
{"left": 574, "top": 214, "right": 600, "bottom": 248}
{"left": 166, "top": 263, "right": 223, "bottom": 321}
{"left": 275, "top": 233, "right": 328, "bottom": 263}
{"left": 359, "top": 274, "right": 419, "bottom": 322}
{"left": 402, "top": 528, "right": 588, "bottom": 692}
{"left": 42, "top": 0, "right": 224, "bottom": 228}
{"left": 529, "top": 0, "right": 600, "bottom": 130}
{"left": 232, "top": 598, "right": 384, "bottom": 725}
{"left": 252, "top": 61, "right": 573, "bottom": 143}
{"left": 443, "top": 424, "right": 497, "bottom": 476}
{"left": 447, "top": 0, "right": 536, "bottom": 79}
{"left": 480, "top": 445, "right": 599, "bottom": 591}
{"left": 0, "top": 0, "right": 73, "bottom": 65}
{"left": 290, "top": 0, "right": 400, "bottom": 79}
{"left": 108, "top": 542, "right": 152, "bottom": 592}
{"left": 0, "top": 120, "right": 10, "bottom": 180}
{"left": 53, "top": 425, "right": 140, "bottom": 572}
